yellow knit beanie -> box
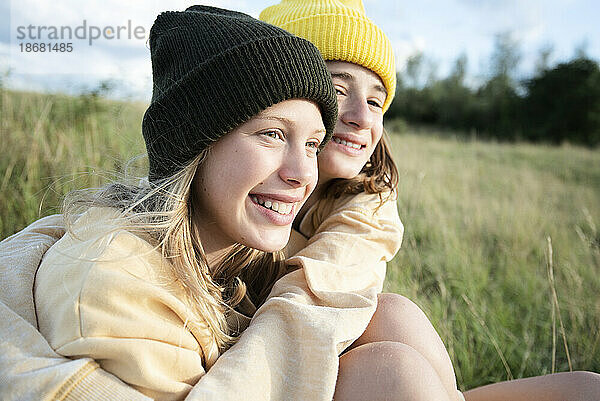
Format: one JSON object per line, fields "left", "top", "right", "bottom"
{"left": 260, "top": 0, "right": 396, "bottom": 113}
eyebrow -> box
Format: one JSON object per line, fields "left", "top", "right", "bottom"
{"left": 330, "top": 72, "right": 388, "bottom": 97}
{"left": 258, "top": 116, "right": 295, "bottom": 125}
{"left": 257, "top": 115, "right": 326, "bottom": 135}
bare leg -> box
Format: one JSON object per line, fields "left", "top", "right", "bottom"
{"left": 347, "top": 293, "right": 461, "bottom": 400}
{"left": 463, "top": 371, "right": 600, "bottom": 401}
{"left": 335, "top": 341, "right": 452, "bottom": 401}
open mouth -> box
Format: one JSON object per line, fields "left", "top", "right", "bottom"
{"left": 250, "top": 195, "right": 295, "bottom": 216}
{"left": 332, "top": 136, "right": 366, "bottom": 150}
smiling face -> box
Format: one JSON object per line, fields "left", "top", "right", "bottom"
{"left": 316, "top": 61, "right": 387, "bottom": 184}
{"left": 192, "top": 99, "right": 326, "bottom": 256}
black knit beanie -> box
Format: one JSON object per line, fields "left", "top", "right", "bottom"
{"left": 142, "top": 5, "right": 338, "bottom": 182}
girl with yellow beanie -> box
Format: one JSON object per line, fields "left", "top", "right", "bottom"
{"left": 263, "top": 2, "right": 600, "bottom": 401}
{"left": 261, "top": 1, "right": 465, "bottom": 400}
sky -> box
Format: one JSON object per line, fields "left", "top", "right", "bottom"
{"left": 1, "top": 0, "right": 599, "bottom": 100}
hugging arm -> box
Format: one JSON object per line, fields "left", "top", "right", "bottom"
{"left": 287, "top": 192, "right": 404, "bottom": 352}
{"left": 184, "top": 194, "right": 404, "bottom": 400}
{"left": 0, "top": 192, "right": 404, "bottom": 401}
{"left": 0, "top": 212, "right": 392, "bottom": 401}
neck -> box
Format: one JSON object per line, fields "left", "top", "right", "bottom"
{"left": 193, "top": 218, "right": 236, "bottom": 267}
{"left": 204, "top": 245, "right": 236, "bottom": 267}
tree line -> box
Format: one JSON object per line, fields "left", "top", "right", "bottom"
{"left": 386, "top": 33, "right": 600, "bottom": 147}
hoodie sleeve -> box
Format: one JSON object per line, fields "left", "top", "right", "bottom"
{"left": 290, "top": 192, "right": 404, "bottom": 306}
{"left": 0, "top": 215, "right": 150, "bottom": 401}
{"left": 184, "top": 193, "right": 403, "bottom": 401}
{"left": 34, "top": 209, "right": 221, "bottom": 401}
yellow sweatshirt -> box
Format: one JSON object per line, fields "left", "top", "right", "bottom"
{"left": 2, "top": 192, "right": 403, "bottom": 400}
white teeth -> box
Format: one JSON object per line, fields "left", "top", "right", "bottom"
{"left": 334, "top": 137, "right": 362, "bottom": 149}
{"left": 252, "top": 196, "right": 294, "bottom": 215}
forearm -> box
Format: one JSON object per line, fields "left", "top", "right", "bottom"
{"left": 291, "top": 202, "right": 402, "bottom": 297}
{"left": 187, "top": 269, "right": 375, "bottom": 401}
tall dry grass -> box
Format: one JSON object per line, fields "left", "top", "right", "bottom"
{"left": 0, "top": 88, "right": 146, "bottom": 237}
{"left": 386, "top": 124, "right": 600, "bottom": 389}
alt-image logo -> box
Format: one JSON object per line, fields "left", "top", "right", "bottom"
{"left": 9, "top": 2, "right": 152, "bottom": 77}
{"left": 15, "top": 20, "right": 146, "bottom": 46}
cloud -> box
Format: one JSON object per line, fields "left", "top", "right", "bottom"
{"left": 4, "top": 0, "right": 599, "bottom": 99}
{"left": 4, "top": 1, "right": 272, "bottom": 99}
{"left": 393, "top": 36, "right": 427, "bottom": 69}
{"left": 454, "top": 0, "right": 545, "bottom": 37}
{"left": 7, "top": 0, "right": 154, "bottom": 95}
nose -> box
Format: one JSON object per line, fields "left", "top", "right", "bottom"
{"left": 340, "top": 93, "right": 374, "bottom": 130}
{"left": 278, "top": 146, "right": 317, "bottom": 189}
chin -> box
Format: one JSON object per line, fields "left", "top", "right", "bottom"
{"left": 319, "top": 159, "right": 362, "bottom": 182}
{"left": 247, "top": 228, "right": 291, "bottom": 253}
{"left": 323, "top": 166, "right": 362, "bottom": 181}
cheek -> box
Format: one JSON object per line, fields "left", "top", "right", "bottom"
{"left": 214, "top": 149, "right": 283, "bottom": 198}
{"left": 209, "top": 149, "right": 258, "bottom": 189}
{"left": 194, "top": 153, "right": 250, "bottom": 217}
{"left": 316, "top": 147, "right": 354, "bottom": 179}
{"left": 316, "top": 146, "right": 337, "bottom": 171}
{"left": 372, "top": 121, "right": 384, "bottom": 143}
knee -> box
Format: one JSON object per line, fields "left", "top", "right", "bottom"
{"left": 349, "top": 293, "right": 433, "bottom": 350}
{"left": 372, "top": 341, "right": 432, "bottom": 377}
{"left": 373, "top": 293, "right": 430, "bottom": 331}
{"left": 570, "top": 371, "right": 600, "bottom": 396}
{"left": 336, "top": 342, "right": 450, "bottom": 401}
{"left": 571, "top": 370, "right": 600, "bottom": 383}
{"left": 377, "top": 293, "right": 422, "bottom": 314}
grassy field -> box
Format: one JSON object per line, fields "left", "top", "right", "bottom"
{"left": 385, "top": 122, "right": 600, "bottom": 389}
{"left": 1, "top": 88, "right": 599, "bottom": 390}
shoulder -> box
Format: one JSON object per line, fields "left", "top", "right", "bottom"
{"left": 331, "top": 190, "right": 399, "bottom": 215}
{"left": 301, "top": 190, "right": 402, "bottom": 235}
{"left": 37, "top": 208, "right": 162, "bottom": 281}
{"left": 36, "top": 207, "right": 211, "bottom": 356}
{"left": 35, "top": 208, "right": 217, "bottom": 396}
{"left": 35, "top": 207, "right": 166, "bottom": 337}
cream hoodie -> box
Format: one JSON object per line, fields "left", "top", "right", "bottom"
{"left": 1, "top": 192, "right": 403, "bottom": 400}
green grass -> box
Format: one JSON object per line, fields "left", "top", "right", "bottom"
{"left": 385, "top": 127, "right": 600, "bottom": 389}
{"left": 1, "top": 88, "right": 599, "bottom": 390}
{"left": 0, "top": 89, "right": 146, "bottom": 237}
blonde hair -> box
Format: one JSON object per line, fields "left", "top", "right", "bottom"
{"left": 63, "top": 152, "right": 285, "bottom": 351}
